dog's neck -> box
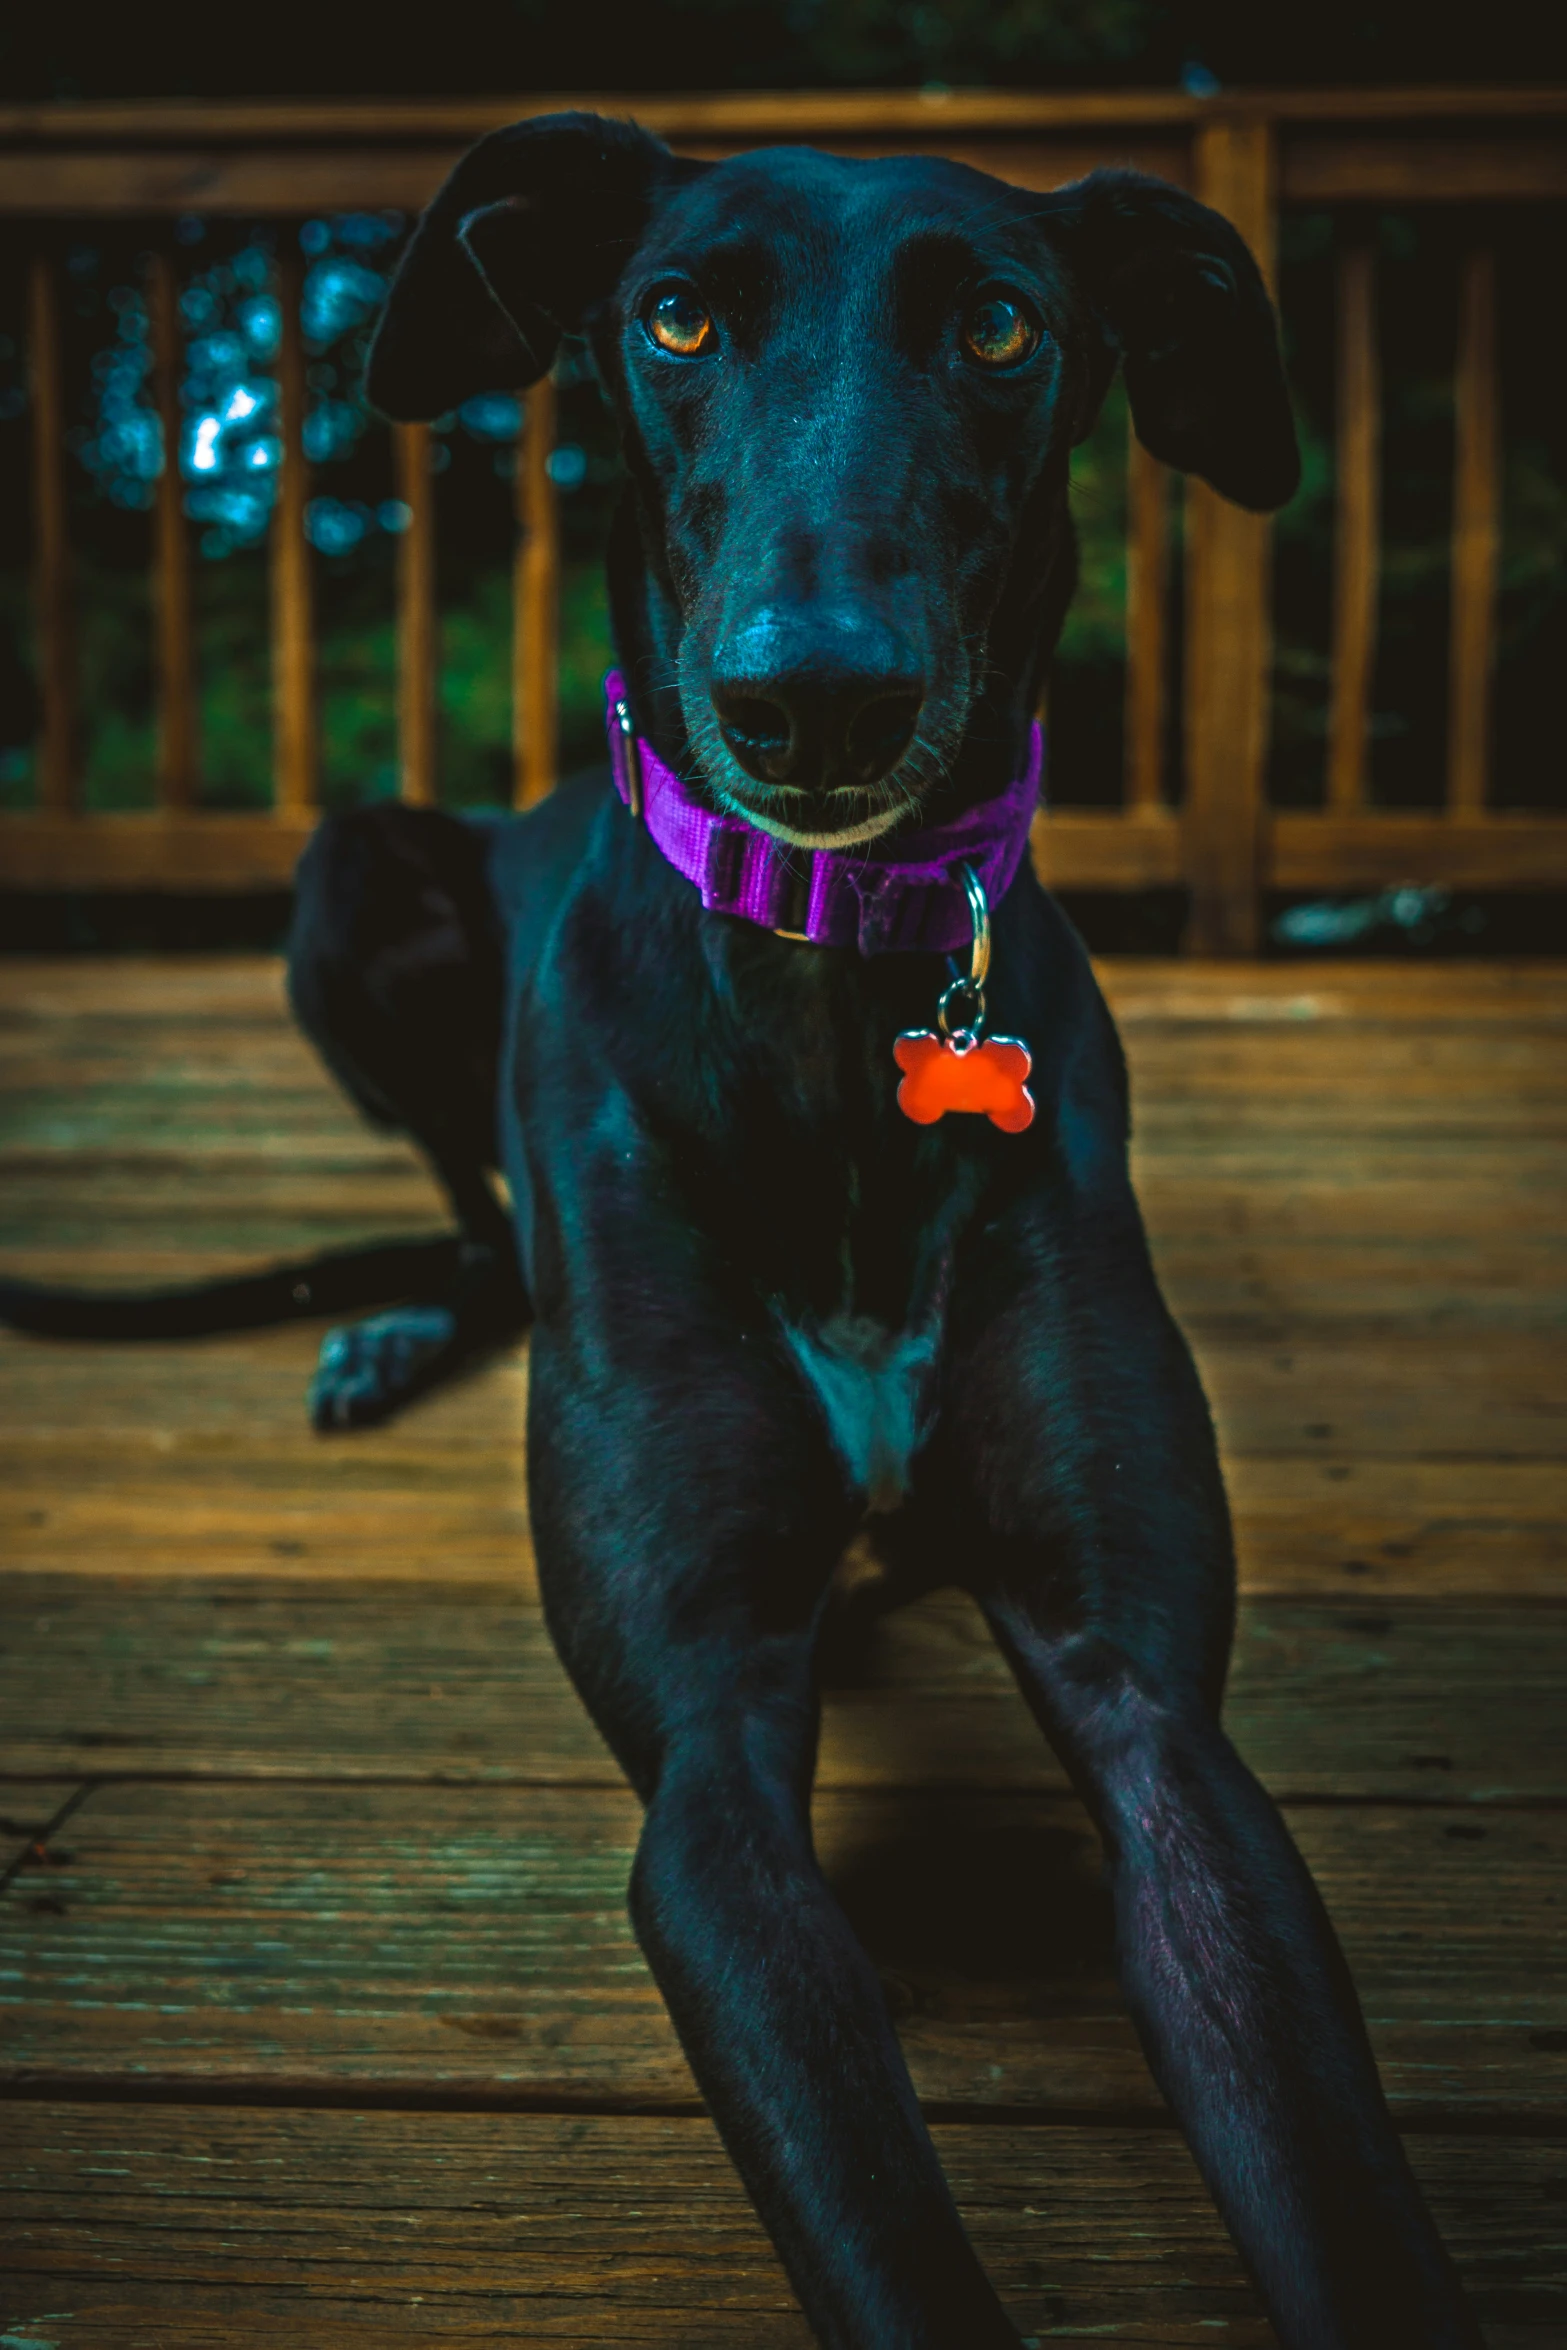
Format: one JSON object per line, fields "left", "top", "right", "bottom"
{"left": 603, "top": 459, "right": 1079, "bottom": 835}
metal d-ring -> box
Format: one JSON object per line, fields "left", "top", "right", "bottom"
{"left": 960, "top": 861, "right": 992, "bottom": 990}
{"left": 614, "top": 697, "right": 643, "bottom": 821}
{"left": 935, "top": 863, "right": 991, "bottom": 1047}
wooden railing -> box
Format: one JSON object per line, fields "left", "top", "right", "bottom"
{"left": 2, "top": 87, "right": 1565, "bottom": 949}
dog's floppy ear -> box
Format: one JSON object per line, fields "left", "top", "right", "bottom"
{"left": 366, "top": 111, "right": 699, "bottom": 420}
{"left": 1049, "top": 169, "right": 1299, "bottom": 512}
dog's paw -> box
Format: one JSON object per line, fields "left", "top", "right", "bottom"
{"left": 308, "top": 1305, "right": 458, "bottom": 1431}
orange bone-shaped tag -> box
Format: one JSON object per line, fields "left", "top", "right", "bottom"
{"left": 893, "top": 1030, "right": 1035, "bottom": 1133}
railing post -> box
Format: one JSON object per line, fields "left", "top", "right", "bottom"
{"left": 395, "top": 419, "right": 437, "bottom": 805}
{"left": 1182, "top": 115, "right": 1278, "bottom": 955}
{"left": 271, "top": 240, "right": 317, "bottom": 816}
{"left": 27, "top": 251, "right": 76, "bottom": 814}
{"left": 1447, "top": 244, "right": 1499, "bottom": 816}
{"left": 513, "top": 375, "right": 559, "bottom": 809}
{"left": 1123, "top": 429, "right": 1170, "bottom": 814}
{"left": 147, "top": 246, "right": 199, "bottom": 810}
{"left": 1326, "top": 239, "right": 1380, "bottom": 811}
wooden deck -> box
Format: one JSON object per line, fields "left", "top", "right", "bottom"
{"left": 0, "top": 954, "right": 1563, "bottom": 2346}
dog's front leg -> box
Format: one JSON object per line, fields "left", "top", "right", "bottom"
{"left": 933, "top": 1192, "right": 1483, "bottom": 2350}
{"left": 525, "top": 1299, "right": 1020, "bottom": 2350}
{"left": 629, "top": 1698, "right": 1017, "bottom": 2350}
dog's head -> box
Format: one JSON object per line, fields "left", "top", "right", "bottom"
{"left": 369, "top": 113, "right": 1297, "bottom": 844}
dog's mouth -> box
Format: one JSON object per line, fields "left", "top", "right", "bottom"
{"left": 712, "top": 781, "right": 913, "bottom": 850}
{"left": 680, "top": 674, "right": 969, "bottom": 850}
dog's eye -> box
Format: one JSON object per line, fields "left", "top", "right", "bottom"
{"left": 961, "top": 294, "right": 1040, "bottom": 371}
{"left": 646, "top": 288, "right": 716, "bottom": 358}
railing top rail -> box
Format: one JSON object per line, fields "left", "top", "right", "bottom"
{"left": 1, "top": 86, "right": 1566, "bottom": 148}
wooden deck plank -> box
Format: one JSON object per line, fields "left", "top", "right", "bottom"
{"left": 2, "top": 1579, "right": 1563, "bottom": 1801}
{"left": 0, "top": 1405, "right": 1560, "bottom": 1594}
{"left": 0, "top": 1480, "right": 1557, "bottom": 1591}
{"left": 3, "top": 1162, "right": 1564, "bottom": 1245}
{"left": 1102, "top": 960, "right": 1567, "bottom": 1020}
{"left": 3, "top": 953, "right": 1558, "bottom": 1024}
{"left": 7, "top": 1029, "right": 1562, "bottom": 1109}
{"left": 3, "top": 1780, "right": 1564, "bottom": 2123}
{"left": 2, "top": 2108, "right": 1561, "bottom": 2348}
{"left": 7, "top": 1172, "right": 1560, "bottom": 1270}
{"left": 2, "top": 1234, "right": 1551, "bottom": 1339}
{"left": 3, "top": 1324, "right": 1560, "bottom": 1454}
{"left": 0, "top": 1482, "right": 1557, "bottom": 1596}
{"left": 0, "top": 1449, "right": 536, "bottom": 1584}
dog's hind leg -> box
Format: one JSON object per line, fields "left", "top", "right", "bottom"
{"left": 288, "top": 802, "right": 528, "bottom": 1430}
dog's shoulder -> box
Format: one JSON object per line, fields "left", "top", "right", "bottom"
{"left": 486, "top": 766, "right": 618, "bottom": 973}
{"left": 997, "top": 870, "right": 1134, "bottom": 1187}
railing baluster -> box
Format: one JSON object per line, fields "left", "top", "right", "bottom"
{"left": 1326, "top": 241, "right": 1380, "bottom": 811}
{"left": 514, "top": 376, "right": 559, "bottom": 808}
{"left": 395, "top": 419, "right": 437, "bottom": 805}
{"left": 1182, "top": 117, "right": 1279, "bottom": 953}
{"left": 1123, "top": 429, "right": 1169, "bottom": 813}
{"left": 147, "top": 247, "right": 199, "bottom": 809}
{"left": 27, "top": 250, "right": 75, "bottom": 814}
{"left": 1447, "top": 243, "right": 1499, "bottom": 815}
{"left": 271, "top": 241, "right": 317, "bottom": 815}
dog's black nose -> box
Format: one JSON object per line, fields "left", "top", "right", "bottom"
{"left": 711, "top": 612, "right": 922, "bottom": 791}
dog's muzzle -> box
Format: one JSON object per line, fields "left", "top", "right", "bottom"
{"left": 708, "top": 608, "right": 924, "bottom": 792}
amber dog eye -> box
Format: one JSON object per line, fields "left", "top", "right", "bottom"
{"left": 647, "top": 288, "right": 716, "bottom": 357}
{"left": 961, "top": 293, "right": 1040, "bottom": 371}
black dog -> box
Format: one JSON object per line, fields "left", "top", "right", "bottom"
{"left": 4, "top": 116, "right": 1479, "bottom": 2349}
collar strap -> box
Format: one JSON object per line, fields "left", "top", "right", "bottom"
{"left": 604, "top": 670, "right": 1042, "bottom": 957}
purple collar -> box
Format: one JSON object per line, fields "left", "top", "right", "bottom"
{"left": 604, "top": 672, "right": 1042, "bottom": 958}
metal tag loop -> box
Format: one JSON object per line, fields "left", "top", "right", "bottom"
{"left": 960, "top": 861, "right": 991, "bottom": 991}
{"left": 937, "top": 864, "right": 991, "bottom": 1041}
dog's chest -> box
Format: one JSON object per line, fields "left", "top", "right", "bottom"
{"left": 706, "top": 997, "right": 977, "bottom": 1511}
{"left": 775, "top": 1306, "right": 941, "bottom": 1512}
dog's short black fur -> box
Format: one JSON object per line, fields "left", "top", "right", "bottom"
{"left": 5, "top": 117, "right": 1479, "bottom": 2348}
